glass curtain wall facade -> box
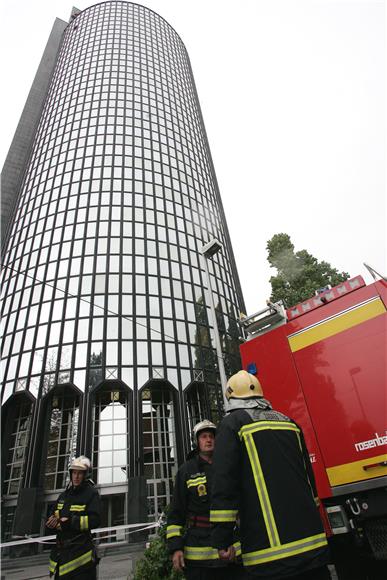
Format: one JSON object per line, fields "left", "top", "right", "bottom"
{"left": 1, "top": 1, "right": 244, "bottom": 537}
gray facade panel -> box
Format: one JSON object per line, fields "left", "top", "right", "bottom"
{"left": 1, "top": 18, "right": 67, "bottom": 248}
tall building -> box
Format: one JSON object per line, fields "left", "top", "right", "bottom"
{"left": 1, "top": 1, "right": 245, "bottom": 541}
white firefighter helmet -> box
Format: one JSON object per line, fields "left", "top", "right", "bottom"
{"left": 225, "top": 370, "right": 263, "bottom": 400}
{"left": 193, "top": 419, "right": 216, "bottom": 440}
{"left": 69, "top": 455, "right": 91, "bottom": 473}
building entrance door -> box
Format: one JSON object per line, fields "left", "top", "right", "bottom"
{"left": 99, "top": 493, "right": 126, "bottom": 542}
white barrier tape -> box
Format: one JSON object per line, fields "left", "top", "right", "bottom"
{"left": 94, "top": 522, "right": 158, "bottom": 542}
{"left": 3, "top": 523, "right": 157, "bottom": 547}
{"left": 92, "top": 521, "right": 159, "bottom": 535}
{"left": 0, "top": 521, "right": 159, "bottom": 549}
{"left": 0, "top": 534, "right": 57, "bottom": 548}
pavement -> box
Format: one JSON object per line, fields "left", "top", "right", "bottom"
{"left": 1, "top": 544, "right": 146, "bottom": 580}
{"left": 1, "top": 549, "right": 338, "bottom": 580}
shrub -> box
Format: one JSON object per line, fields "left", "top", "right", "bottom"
{"left": 134, "top": 524, "right": 183, "bottom": 580}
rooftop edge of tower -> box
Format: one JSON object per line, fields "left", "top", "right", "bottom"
{"left": 67, "top": 1, "right": 188, "bottom": 53}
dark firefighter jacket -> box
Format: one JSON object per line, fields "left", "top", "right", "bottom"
{"left": 166, "top": 453, "right": 240, "bottom": 567}
{"left": 210, "top": 406, "right": 330, "bottom": 578}
{"left": 48, "top": 480, "right": 101, "bottom": 578}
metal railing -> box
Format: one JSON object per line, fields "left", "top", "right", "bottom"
{"left": 239, "top": 301, "right": 287, "bottom": 339}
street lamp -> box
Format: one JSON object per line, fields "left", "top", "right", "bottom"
{"left": 201, "top": 239, "right": 228, "bottom": 411}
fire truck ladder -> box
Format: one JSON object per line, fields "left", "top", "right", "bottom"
{"left": 239, "top": 302, "right": 287, "bottom": 340}
{"left": 363, "top": 262, "right": 387, "bottom": 281}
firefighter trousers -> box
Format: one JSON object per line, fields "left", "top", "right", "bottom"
{"left": 55, "top": 568, "right": 97, "bottom": 580}
{"left": 245, "top": 565, "right": 331, "bottom": 580}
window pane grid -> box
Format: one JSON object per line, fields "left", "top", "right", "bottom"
{"left": 44, "top": 394, "right": 79, "bottom": 491}
{"left": 142, "top": 386, "right": 177, "bottom": 519}
{"left": 2, "top": 402, "right": 32, "bottom": 496}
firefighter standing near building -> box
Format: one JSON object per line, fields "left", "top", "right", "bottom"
{"left": 46, "top": 456, "right": 101, "bottom": 579}
{"left": 210, "top": 371, "right": 331, "bottom": 580}
{"left": 167, "top": 420, "right": 242, "bottom": 579}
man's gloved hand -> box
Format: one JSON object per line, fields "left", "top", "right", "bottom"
{"left": 172, "top": 550, "right": 185, "bottom": 571}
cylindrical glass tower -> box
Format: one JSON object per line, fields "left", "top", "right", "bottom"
{"left": 1, "top": 1, "right": 244, "bottom": 536}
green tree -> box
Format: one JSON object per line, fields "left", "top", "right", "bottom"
{"left": 133, "top": 522, "right": 183, "bottom": 580}
{"left": 267, "top": 233, "right": 349, "bottom": 307}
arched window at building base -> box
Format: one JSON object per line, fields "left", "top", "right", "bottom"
{"left": 141, "top": 380, "right": 179, "bottom": 521}
{"left": 91, "top": 380, "right": 132, "bottom": 540}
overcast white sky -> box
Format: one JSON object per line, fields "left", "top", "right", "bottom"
{"left": 0, "top": 0, "right": 385, "bottom": 313}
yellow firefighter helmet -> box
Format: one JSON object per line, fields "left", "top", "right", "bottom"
{"left": 225, "top": 370, "right": 263, "bottom": 400}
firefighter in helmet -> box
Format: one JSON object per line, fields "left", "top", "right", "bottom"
{"left": 166, "top": 419, "right": 242, "bottom": 579}
{"left": 210, "top": 371, "right": 331, "bottom": 580}
{"left": 46, "top": 456, "right": 101, "bottom": 579}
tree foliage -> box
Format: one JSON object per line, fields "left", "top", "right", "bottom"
{"left": 266, "top": 233, "right": 350, "bottom": 308}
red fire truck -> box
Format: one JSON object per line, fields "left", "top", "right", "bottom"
{"left": 239, "top": 270, "right": 386, "bottom": 578}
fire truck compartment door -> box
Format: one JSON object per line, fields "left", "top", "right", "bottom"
{"left": 288, "top": 297, "right": 387, "bottom": 488}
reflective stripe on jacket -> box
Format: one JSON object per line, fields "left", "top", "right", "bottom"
{"left": 49, "top": 550, "right": 93, "bottom": 577}
{"left": 211, "top": 407, "right": 329, "bottom": 578}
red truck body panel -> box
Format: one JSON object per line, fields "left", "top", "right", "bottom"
{"left": 240, "top": 278, "right": 387, "bottom": 500}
